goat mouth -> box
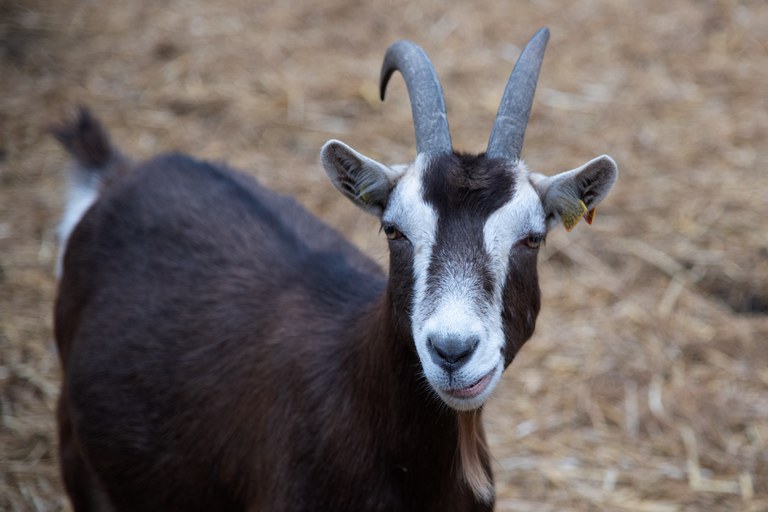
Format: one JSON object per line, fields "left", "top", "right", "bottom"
{"left": 445, "top": 371, "right": 494, "bottom": 399}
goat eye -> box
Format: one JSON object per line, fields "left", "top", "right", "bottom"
{"left": 525, "top": 233, "right": 544, "bottom": 249}
{"left": 382, "top": 224, "right": 405, "bottom": 241}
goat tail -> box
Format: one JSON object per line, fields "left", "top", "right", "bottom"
{"left": 51, "top": 107, "right": 128, "bottom": 277}
{"left": 457, "top": 409, "right": 494, "bottom": 504}
{"left": 50, "top": 106, "right": 121, "bottom": 170}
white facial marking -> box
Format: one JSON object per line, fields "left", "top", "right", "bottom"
{"left": 384, "top": 152, "right": 438, "bottom": 293}
{"left": 483, "top": 163, "right": 546, "bottom": 293}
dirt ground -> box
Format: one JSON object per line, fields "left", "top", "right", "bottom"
{"left": 2, "top": 0, "right": 767, "bottom": 510}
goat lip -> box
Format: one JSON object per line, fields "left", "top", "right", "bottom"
{"left": 445, "top": 371, "right": 494, "bottom": 399}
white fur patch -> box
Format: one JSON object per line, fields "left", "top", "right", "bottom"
{"left": 483, "top": 163, "right": 546, "bottom": 291}
{"left": 56, "top": 166, "right": 101, "bottom": 278}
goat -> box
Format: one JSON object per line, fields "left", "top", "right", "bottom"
{"left": 53, "top": 28, "right": 617, "bottom": 512}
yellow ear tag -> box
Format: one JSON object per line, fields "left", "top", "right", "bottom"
{"left": 561, "top": 199, "right": 588, "bottom": 232}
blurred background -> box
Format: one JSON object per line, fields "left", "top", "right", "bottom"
{"left": 1, "top": 0, "right": 766, "bottom": 510}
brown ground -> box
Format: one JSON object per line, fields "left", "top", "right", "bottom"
{"left": 2, "top": 0, "right": 767, "bottom": 510}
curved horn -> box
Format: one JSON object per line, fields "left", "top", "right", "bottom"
{"left": 486, "top": 28, "right": 550, "bottom": 160}
{"left": 380, "top": 40, "right": 452, "bottom": 155}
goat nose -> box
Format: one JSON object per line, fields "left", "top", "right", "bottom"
{"left": 427, "top": 334, "right": 479, "bottom": 370}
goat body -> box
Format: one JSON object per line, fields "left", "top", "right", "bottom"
{"left": 55, "top": 114, "right": 487, "bottom": 511}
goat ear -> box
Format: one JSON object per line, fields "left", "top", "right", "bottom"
{"left": 321, "top": 139, "right": 402, "bottom": 217}
{"left": 531, "top": 155, "right": 618, "bottom": 231}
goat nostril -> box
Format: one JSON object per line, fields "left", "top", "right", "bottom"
{"left": 427, "top": 335, "right": 479, "bottom": 367}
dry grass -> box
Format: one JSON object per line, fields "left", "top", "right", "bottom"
{"left": 2, "top": 0, "right": 767, "bottom": 510}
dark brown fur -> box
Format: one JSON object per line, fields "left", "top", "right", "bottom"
{"left": 54, "top": 110, "right": 492, "bottom": 512}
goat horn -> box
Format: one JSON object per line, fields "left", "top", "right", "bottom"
{"left": 486, "top": 27, "right": 550, "bottom": 161}
{"left": 380, "top": 40, "right": 452, "bottom": 155}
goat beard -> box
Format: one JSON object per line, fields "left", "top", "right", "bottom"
{"left": 457, "top": 409, "right": 493, "bottom": 503}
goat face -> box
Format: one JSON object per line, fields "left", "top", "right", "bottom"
{"left": 321, "top": 30, "right": 617, "bottom": 410}
{"left": 322, "top": 142, "right": 616, "bottom": 411}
